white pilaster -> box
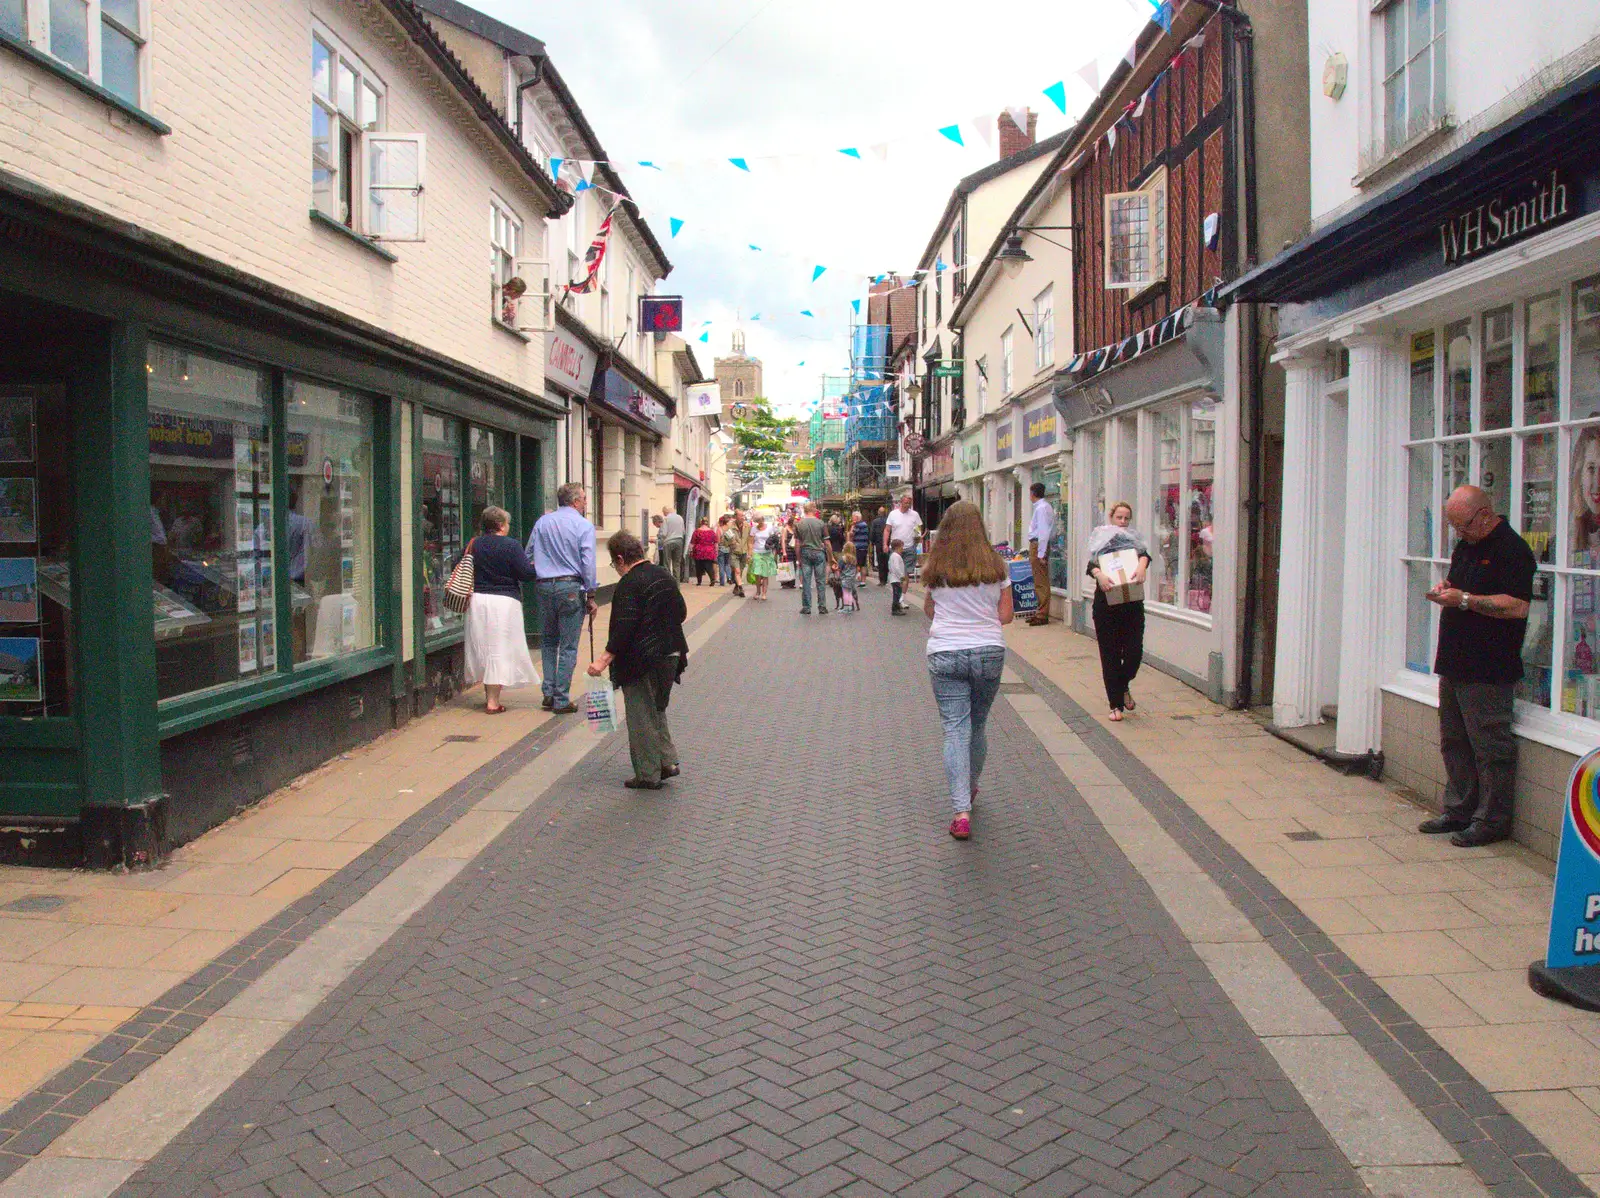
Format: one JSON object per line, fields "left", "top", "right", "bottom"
{"left": 1271, "top": 348, "right": 1331, "bottom": 727}
{"left": 1336, "top": 332, "right": 1406, "bottom": 756}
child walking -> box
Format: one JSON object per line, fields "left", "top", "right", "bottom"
{"left": 889, "top": 540, "right": 907, "bottom": 614}
{"left": 838, "top": 546, "right": 860, "bottom": 612}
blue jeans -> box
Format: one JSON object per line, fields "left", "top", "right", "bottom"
{"left": 928, "top": 646, "right": 1006, "bottom": 814}
{"left": 535, "top": 578, "right": 585, "bottom": 706}
{"left": 716, "top": 550, "right": 731, "bottom": 584}
{"left": 799, "top": 548, "right": 828, "bottom": 612}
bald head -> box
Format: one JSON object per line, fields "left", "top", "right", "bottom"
{"left": 1445, "top": 485, "right": 1498, "bottom": 543}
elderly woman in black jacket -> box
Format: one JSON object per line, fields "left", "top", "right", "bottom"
{"left": 586, "top": 530, "right": 689, "bottom": 789}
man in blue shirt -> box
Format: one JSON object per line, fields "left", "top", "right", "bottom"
{"left": 527, "top": 482, "right": 598, "bottom": 713}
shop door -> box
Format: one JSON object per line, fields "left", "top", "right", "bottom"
{"left": 1317, "top": 397, "right": 1348, "bottom": 715}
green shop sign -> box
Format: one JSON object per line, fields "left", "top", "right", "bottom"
{"left": 962, "top": 440, "right": 982, "bottom": 470}
{"left": 932, "top": 361, "right": 963, "bottom": 378}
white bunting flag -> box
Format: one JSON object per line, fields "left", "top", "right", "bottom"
{"left": 1076, "top": 61, "right": 1100, "bottom": 94}
{"left": 1004, "top": 105, "right": 1032, "bottom": 137}
{"left": 869, "top": 143, "right": 890, "bottom": 163}
{"left": 974, "top": 114, "right": 997, "bottom": 147}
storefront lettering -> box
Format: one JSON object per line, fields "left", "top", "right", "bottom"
{"left": 1023, "top": 405, "right": 1057, "bottom": 452}
{"left": 148, "top": 411, "right": 233, "bottom": 460}
{"left": 544, "top": 329, "right": 597, "bottom": 393}
{"left": 996, "top": 424, "right": 1013, "bottom": 462}
{"left": 1439, "top": 170, "right": 1571, "bottom": 267}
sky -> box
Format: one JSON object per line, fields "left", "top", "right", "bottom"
{"left": 470, "top": 0, "right": 1151, "bottom": 416}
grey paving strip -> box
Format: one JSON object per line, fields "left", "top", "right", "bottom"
{"left": 1005, "top": 651, "right": 1593, "bottom": 1198}
{"left": 0, "top": 598, "right": 732, "bottom": 1186}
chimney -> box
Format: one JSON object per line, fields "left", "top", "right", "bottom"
{"left": 998, "top": 109, "right": 1038, "bottom": 160}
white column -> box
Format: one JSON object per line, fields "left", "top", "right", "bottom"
{"left": 1335, "top": 332, "right": 1406, "bottom": 756}
{"left": 1271, "top": 349, "right": 1331, "bottom": 727}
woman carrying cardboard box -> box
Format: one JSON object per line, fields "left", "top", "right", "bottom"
{"left": 1087, "top": 502, "right": 1151, "bottom": 723}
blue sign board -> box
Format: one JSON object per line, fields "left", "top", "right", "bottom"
{"left": 1008, "top": 556, "right": 1039, "bottom": 614}
{"left": 1531, "top": 746, "right": 1600, "bottom": 1011}
{"left": 594, "top": 368, "right": 672, "bottom": 438}
{"left": 1022, "top": 403, "right": 1057, "bottom": 453}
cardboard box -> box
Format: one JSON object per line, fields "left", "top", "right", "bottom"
{"left": 1098, "top": 549, "right": 1144, "bottom": 605}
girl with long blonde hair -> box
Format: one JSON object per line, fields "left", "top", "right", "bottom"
{"left": 921, "top": 502, "right": 1013, "bottom": 840}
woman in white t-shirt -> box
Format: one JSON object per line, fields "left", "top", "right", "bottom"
{"left": 921, "top": 501, "right": 1013, "bottom": 841}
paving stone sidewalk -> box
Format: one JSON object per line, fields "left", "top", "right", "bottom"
{"left": 118, "top": 596, "right": 1369, "bottom": 1197}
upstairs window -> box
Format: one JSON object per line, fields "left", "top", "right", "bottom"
{"left": 311, "top": 27, "right": 424, "bottom": 240}
{"left": 490, "top": 197, "right": 521, "bottom": 324}
{"left": 1379, "top": 0, "right": 1446, "bottom": 153}
{"left": 1105, "top": 167, "right": 1168, "bottom": 291}
{"left": 1034, "top": 285, "right": 1055, "bottom": 370}
{"left": 952, "top": 219, "right": 966, "bottom": 298}
{"left": 976, "top": 355, "right": 989, "bottom": 410}
{"left": 1001, "top": 327, "right": 1014, "bottom": 396}
{"left": 4, "top": 0, "right": 147, "bottom": 106}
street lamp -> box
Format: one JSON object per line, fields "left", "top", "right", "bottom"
{"left": 996, "top": 233, "right": 1033, "bottom": 278}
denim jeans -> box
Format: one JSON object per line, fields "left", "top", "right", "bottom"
{"left": 798, "top": 548, "right": 828, "bottom": 612}
{"left": 928, "top": 646, "right": 1006, "bottom": 814}
{"left": 716, "top": 549, "right": 731, "bottom": 584}
{"left": 535, "top": 578, "right": 585, "bottom": 706}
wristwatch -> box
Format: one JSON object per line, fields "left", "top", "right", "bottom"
{"left": 1459, "top": 592, "right": 1471, "bottom": 610}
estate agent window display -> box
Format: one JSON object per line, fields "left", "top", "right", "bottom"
{"left": 1401, "top": 273, "right": 1600, "bottom": 729}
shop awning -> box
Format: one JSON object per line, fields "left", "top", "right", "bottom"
{"left": 673, "top": 469, "right": 700, "bottom": 490}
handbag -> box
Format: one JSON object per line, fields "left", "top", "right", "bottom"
{"left": 442, "top": 537, "right": 476, "bottom": 613}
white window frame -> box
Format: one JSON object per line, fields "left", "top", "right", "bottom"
{"left": 1034, "top": 285, "right": 1055, "bottom": 371}
{"left": 599, "top": 283, "right": 611, "bottom": 338}
{"left": 311, "top": 24, "right": 425, "bottom": 242}
{"left": 1374, "top": 0, "right": 1447, "bottom": 157}
{"left": 976, "top": 355, "right": 989, "bottom": 410}
{"left": 1105, "top": 167, "right": 1168, "bottom": 291}
{"left": 11, "top": 0, "right": 148, "bottom": 106}
{"left": 1001, "top": 327, "right": 1014, "bottom": 396}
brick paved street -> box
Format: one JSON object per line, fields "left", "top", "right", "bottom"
{"left": 117, "top": 597, "right": 1372, "bottom": 1197}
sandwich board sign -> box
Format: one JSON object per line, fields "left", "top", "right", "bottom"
{"left": 1529, "top": 746, "right": 1600, "bottom": 1011}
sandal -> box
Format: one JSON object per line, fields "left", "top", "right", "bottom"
{"left": 1108, "top": 709, "right": 1124, "bottom": 722}
{"left": 949, "top": 813, "right": 971, "bottom": 840}
{"left": 1124, "top": 691, "right": 1136, "bottom": 711}
{"left": 485, "top": 705, "right": 507, "bottom": 715}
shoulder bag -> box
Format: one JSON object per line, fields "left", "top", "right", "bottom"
{"left": 442, "top": 537, "right": 477, "bottom": 614}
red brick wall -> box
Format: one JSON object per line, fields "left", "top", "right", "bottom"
{"left": 1072, "top": 14, "right": 1226, "bottom": 355}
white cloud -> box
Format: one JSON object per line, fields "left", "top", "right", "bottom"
{"left": 475, "top": 0, "right": 1148, "bottom": 414}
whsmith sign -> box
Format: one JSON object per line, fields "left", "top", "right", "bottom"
{"left": 1439, "top": 170, "right": 1572, "bottom": 267}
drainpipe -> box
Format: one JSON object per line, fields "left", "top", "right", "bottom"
{"left": 514, "top": 55, "right": 545, "bottom": 142}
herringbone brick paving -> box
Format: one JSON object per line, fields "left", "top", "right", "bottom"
{"left": 115, "top": 598, "right": 1367, "bottom": 1197}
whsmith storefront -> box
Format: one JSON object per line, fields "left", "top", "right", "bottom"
{"left": 0, "top": 184, "right": 560, "bottom": 864}
{"left": 1232, "top": 65, "right": 1600, "bottom": 860}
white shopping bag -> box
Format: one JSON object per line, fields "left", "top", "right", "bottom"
{"left": 583, "top": 681, "right": 621, "bottom": 733}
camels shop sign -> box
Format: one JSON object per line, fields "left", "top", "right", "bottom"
{"left": 1439, "top": 170, "right": 1572, "bottom": 267}
{"left": 544, "top": 327, "right": 596, "bottom": 396}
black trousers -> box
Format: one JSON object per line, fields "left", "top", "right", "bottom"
{"left": 692, "top": 558, "right": 715, "bottom": 584}
{"left": 1093, "top": 595, "right": 1144, "bottom": 709}
{"left": 1439, "top": 677, "right": 1517, "bottom": 834}
{"left": 877, "top": 547, "right": 890, "bottom": 584}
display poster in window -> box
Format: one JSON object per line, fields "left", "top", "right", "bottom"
{"left": 237, "top": 552, "right": 257, "bottom": 613}
{"left": 341, "top": 556, "right": 354, "bottom": 594}
{"left": 340, "top": 511, "right": 354, "bottom": 549}
{"left": 0, "top": 397, "right": 35, "bottom": 464}
{"left": 260, "top": 616, "right": 276, "bottom": 671}
{"left": 0, "top": 636, "right": 41, "bottom": 703}
{"left": 238, "top": 621, "right": 257, "bottom": 675}
{"left": 258, "top": 556, "right": 273, "bottom": 607}
{"left": 340, "top": 600, "right": 356, "bottom": 651}
{"left": 0, "top": 557, "right": 38, "bottom": 624}
{"left": 233, "top": 499, "right": 253, "bottom": 550}
{"left": 0, "top": 478, "right": 37, "bottom": 543}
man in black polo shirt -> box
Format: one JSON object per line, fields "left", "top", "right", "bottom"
{"left": 1420, "top": 485, "right": 1537, "bottom": 847}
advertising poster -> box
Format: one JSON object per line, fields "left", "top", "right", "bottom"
{"left": 0, "top": 636, "right": 42, "bottom": 702}
{"left": 340, "top": 556, "right": 354, "bottom": 594}
{"left": 234, "top": 499, "right": 254, "bottom": 549}
{"left": 237, "top": 621, "right": 257, "bottom": 675}
{"left": 340, "top": 599, "right": 356, "bottom": 651}
{"left": 340, "top": 511, "right": 354, "bottom": 549}
{"left": 259, "top": 616, "right": 276, "bottom": 671}
{"left": 236, "top": 553, "right": 257, "bottom": 613}
{"left": 0, "top": 478, "right": 37, "bottom": 543}
{"left": 0, "top": 557, "right": 38, "bottom": 624}
{"left": 258, "top": 556, "right": 273, "bottom": 606}
{"left": 1008, "top": 556, "right": 1040, "bottom": 614}
{"left": 0, "top": 396, "right": 35, "bottom": 464}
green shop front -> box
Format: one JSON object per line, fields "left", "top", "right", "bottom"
{"left": 0, "top": 183, "right": 560, "bottom": 864}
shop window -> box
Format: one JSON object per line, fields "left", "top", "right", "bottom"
{"left": 469, "top": 426, "right": 508, "bottom": 536}
{"left": 1105, "top": 168, "right": 1167, "bottom": 290}
{"left": 1398, "top": 278, "right": 1600, "bottom": 726}
{"left": 1378, "top": 0, "right": 1446, "bottom": 154}
{"left": 1152, "top": 406, "right": 1181, "bottom": 605}
{"left": 1188, "top": 403, "right": 1216, "bottom": 612}
{"left": 1144, "top": 398, "right": 1215, "bottom": 614}
{"left": 286, "top": 379, "right": 374, "bottom": 662}
{"left": 3, "top": 1, "right": 146, "bottom": 106}
{"left": 311, "top": 26, "right": 424, "bottom": 240}
{"left": 419, "top": 411, "right": 462, "bottom": 636}
{"left": 0, "top": 386, "right": 72, "bottom": 717}
{"left": 147, "top": 344, "right": 275, "bottom": 700}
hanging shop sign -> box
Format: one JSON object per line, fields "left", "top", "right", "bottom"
{"left": 593, "top": 368, "right": 672, "bottom": 438}
{"left": 932, "top": 361, "right": 963, "bottom": 378}
{"left": 639, "top": 295, "right": 684, "bottom": 333}
{"left": 1530, "top": 746, "right": 1600, "bottom": 1011}
{"left": 1022, "top": 402, "right": 1058, "bottom": 453}
{"left": 544, "top": 326, "right": 597, "bottom": 396}
{"left": 962, "top": 439, "right": 983, "bottom": 471}
{"left": 995, "top": 421, "right": 1014, "bottom": 462}
{"left": 686, "top": 382, "right": 721, "bottom": 417}
{"left": 886, "top": 459, "right": 905, "bottom": 480}
{"left": 1439, "top": 170, "right": 1572, "bottom": 268}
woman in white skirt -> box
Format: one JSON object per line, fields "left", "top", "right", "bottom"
{"left": 464, "top": 506, "right": 540, "bottom": 714}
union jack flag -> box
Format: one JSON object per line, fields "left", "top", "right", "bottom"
{"left": 566, "top": 207, "right": 615, "bottom": 296}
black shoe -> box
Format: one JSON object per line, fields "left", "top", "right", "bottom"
{"left": 541, "top": 696, "right": 554, "bottom": 710}
{"left": 551, "top": 703, "right": 578, "bottom": 715}
{"left": 660, "top": 766, "right": 680, "bottom": 779}
{"left": 1418, "top": 815, "right": 1470, "bottom": 835}
{"left": 624, "top": 778, "right": 665, "bottom": 790}
{"left": 1450, "top": 823, "right": 1509, "bottom": 848}
{"left": 800, "top": 608, "right": 811, "bottom": 615}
